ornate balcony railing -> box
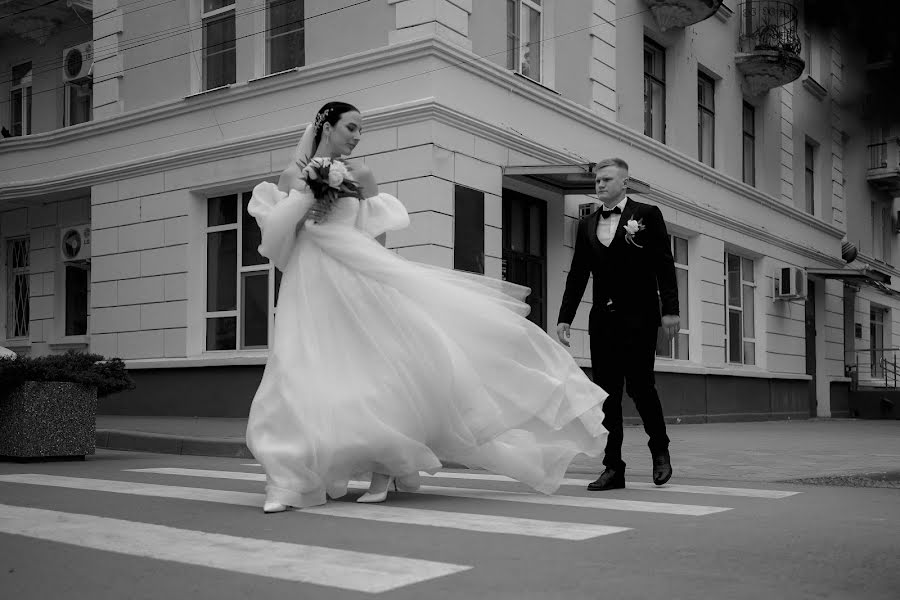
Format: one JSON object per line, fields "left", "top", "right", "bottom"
{"left": 866, "top": 137, "right": 900, "bottom": 192}
{"left": 735, "top": 1, "right": 804, "bottom": 95}
{"left": 738, "top": 1, "right": 801, "bottom": 54}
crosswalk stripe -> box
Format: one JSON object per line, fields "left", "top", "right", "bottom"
{"left": 235, "top": 464, "right": 798, "bottom": 499}
{"left": 0, "top": 474, "right": 629, "bottom": 540}
{"left": 425, "top": 472, "right": 801, "bottom": 499}
{"left": 124, "top": 468, "right": 730, "bottom": 516}
{"left": 0, "top": 503, "right": 468, "bottom": 593}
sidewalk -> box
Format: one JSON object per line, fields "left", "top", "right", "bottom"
{"left": 95, "top": 415, "right": 900, "bottom": 483}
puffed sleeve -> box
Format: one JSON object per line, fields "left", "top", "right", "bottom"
{"left": 355, "top": 193, "right": 411, "bottom": 238}
{"left": 246, "top": 181, "right": 315, "bottom": 270}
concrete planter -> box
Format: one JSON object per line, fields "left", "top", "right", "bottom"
{"left": 0, "top": 381, "right": 97, "bottom": 460}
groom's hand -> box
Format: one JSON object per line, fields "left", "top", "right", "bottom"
{"left": 556, "top": 323, "right": 571, "bottom": 347}
{"left": 661, "top": 314, "right": 680, "bottom": 339}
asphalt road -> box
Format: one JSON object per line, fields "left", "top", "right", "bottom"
{"left": 1, "top": 450, "right": 897, "bottom": 600}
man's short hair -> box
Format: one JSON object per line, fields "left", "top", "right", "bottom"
{"left": 593, "top": 158, "right": 629, "bottom": 174}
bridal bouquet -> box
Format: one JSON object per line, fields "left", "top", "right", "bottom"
{"left": 301, "top": 157, "right": 362, "bottom": 223}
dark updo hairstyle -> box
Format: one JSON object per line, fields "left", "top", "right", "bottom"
{"left": 313, "top": 101, "right": 360, "bottom": 150}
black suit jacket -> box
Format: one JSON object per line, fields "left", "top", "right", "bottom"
{"left": 557, "top": 198, "right": 679, "bottom": 329}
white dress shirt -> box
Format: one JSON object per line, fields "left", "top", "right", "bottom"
{"left": 595, "top": 197, "right": 629, "bottom": 247}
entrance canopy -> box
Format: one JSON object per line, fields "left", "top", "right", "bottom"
{"left": 807, "top": 266, "right": 892, "bottom": 286}
{"left": 504, "top": 164, "right": 651, "bottom": 195}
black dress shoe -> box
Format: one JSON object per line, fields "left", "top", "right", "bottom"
{"left": 587, "top": 468, "right": 625, "bottom": 491}
{"left": 652, "top": 450, "right": 672, "bottom": 485}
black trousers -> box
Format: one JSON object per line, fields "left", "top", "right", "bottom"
{"left": 589, "top": 309, "right": 670, "bottom": 471}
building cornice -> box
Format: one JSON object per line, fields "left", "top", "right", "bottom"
{"left": 1, "top": 37, "right": 844, "bottom": 250}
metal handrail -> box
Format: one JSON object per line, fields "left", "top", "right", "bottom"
{"left": 849, "top": 347, "right": 900, "bottom": 389}
{"left": 868, "top": 142, "right": 888, "bottom": 170}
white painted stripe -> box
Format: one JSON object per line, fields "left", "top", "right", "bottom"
{"left": 0, "top": 475, "right": 628, "bottom": 540}
{"left": 198, "top": 467, "right": 798, "bottom": 498}
{"left": 123, "top": 469, "right": 729, "bottom": 516}
{"left": 0, "top": 503, "right": 468, "bottom": 593}
{"left": 426, "top": 472, "right": 801, "bottom": 499}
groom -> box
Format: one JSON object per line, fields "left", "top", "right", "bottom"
{"left": 557, "top": 158, "right": 679, "bottom": 491}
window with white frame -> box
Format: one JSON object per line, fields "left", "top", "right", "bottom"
{"left": 725, "top": 252, "right": 756, "bottom": 365}
{"left": 64, "top": 79, "right": 93, "bottom": 127}
{"left": 656, "top": 234, "right": 690, "bottom": 360}
{"left": 10, "top": 62, "right": 32, "bottom": 137}
{"left": 643, "top": 39, "right": 665, "bottom": 143}
{"left": 5, "top": 238, "right": 30, "bottom": 339}
{"left": 507, "top": 0, "right": 542, "bottom": 82}
{"left": 697, "top": 71, "right": 715, "bottom": 167}
{"left": 205, "top": 192, "right": 281, "bottom": 351}
{"left": 202, "top": 0, "right": 237, "bottom": 90}
{"left": 267, "top": 0, "right": 305, "bottom": 73}
{"left": 872, "top": 200, "right": 893, "bottom": 264}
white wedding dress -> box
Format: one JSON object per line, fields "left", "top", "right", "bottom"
{"left": 245, "top": 181, "right": 609, "bottom": 508}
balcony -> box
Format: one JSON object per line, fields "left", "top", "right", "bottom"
{"left": 735, "top": 1, "right": 805, "bottom": 96}
{"left": 867, "top": 138, "right": 900, "bottom": 193}
{"left": 644, "top": 0, "right": 724, "bottom": 31}
{"left": 0, "top": 0, "right": 92, "bottom": 44}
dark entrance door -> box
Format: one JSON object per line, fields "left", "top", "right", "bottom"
{"left": 502, "top": 189, "right": 547, "bottom": 330}
{"left": 805, "top": 279, "right": 817, "bottom": 417}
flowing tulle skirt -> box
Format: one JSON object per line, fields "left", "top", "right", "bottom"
{"left": 246, "top": 220, "right": 608, "bottom": 507}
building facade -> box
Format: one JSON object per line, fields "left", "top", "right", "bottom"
{"left": 1, "top": 0, "right": 897, "bottom": 420}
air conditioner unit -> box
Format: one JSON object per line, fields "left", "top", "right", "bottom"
{"left": 774, "top": 266, "right": 807, "bottom": 300}
{"left": 62, "top": 42, "right": 93, "bottom": 82}
{"left": 60, "top": 225, "right": 91, "bottom": 262}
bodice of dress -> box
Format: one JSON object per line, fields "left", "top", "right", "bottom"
{"left": 324, "top": 196, "right": 362, "bottom": 227}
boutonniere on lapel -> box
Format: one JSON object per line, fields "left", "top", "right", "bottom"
{"left": 623, "top": 218, "right": 646, "bottom": 248}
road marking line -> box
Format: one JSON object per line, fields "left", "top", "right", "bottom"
{"left": 222, "top": 467, "right": 798, "bottom": 498}
{"left": 427, "top": 472, "right": 801, "bottom": 499}
{"left": 0, "top": 475, "right": 628, "bottom": 540}
{"left": 0, "top": 503, "right": 468, "bottom": 593}
{"left": 124, "top": 469, "right": 730, "bottom": 516}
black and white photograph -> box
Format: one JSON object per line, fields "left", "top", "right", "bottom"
{"left": 0, "top": 0, "right": 898, "bottom": 598}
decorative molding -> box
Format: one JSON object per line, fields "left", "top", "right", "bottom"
{"left": 0, "top": 36, "right": 843, "bottom": 248}
{"left": 801, "top": 76, "right": 828, "bottom": 101}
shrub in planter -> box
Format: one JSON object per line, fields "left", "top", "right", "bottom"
{"left": 0, "top": 351, "right": 135, "bottom": 460}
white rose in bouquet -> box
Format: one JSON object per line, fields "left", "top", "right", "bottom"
{"left": 327, "top": 160, "right": 349, "bottom": 189}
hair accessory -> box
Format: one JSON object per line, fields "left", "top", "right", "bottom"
{"left": 314, "top": 108, "right": 332, "bottom": 132}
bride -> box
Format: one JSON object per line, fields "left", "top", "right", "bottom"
{"left": 246, "top": 101, "right": 609, "bottom": 513}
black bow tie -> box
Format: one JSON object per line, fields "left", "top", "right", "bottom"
{"left": 600, "top": 206, "right": 622, "bottom": 219}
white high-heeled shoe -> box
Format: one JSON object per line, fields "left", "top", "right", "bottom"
{"left": 357, "top": 476, "right": 396, "bottom": 504}
{"left": 263, "top": 501, "right": 292, "bottom": 513}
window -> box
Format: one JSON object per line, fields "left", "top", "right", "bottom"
{"left": 64, "top": 79, "right": 93, "bottom": 127}
{"left": 205, "top": 192, "right": 281, "bottom": 351}
{"left": 643, "top": 39, "right": 665, "bottom": 143}
{"left": 725, "top": 252, "right": 756, "bottom": 365}
{"left": 454, "top": 185, "right": 485, "bottom": 274}
{"left": 10, "top": 62, "right": 32, "bottom": 137}
{"left": 697, "top": 72, "right": 715, "bottom": 167}
{"left": 804, "top": 140, "right": 816, "bottom": 214}
{"left": 507, "top": 0, "right": 542, "bottom": 81}
{"left": 202, "top": 0, "right": 236, "bottom": 90}
{"left": 873, "top": 201, "right": 893, "bottom": 264}
{"left": 267, "top": 0, "right": 305, "bottom": 73}
{"left": 656, "top": 235, "right": 689, "bottom": 360}
{"left": 64, "top": 263, "right": 89, "bottom": 336}
{"left": 5, "top": 238, "right": 29, "bottom": 339}
{"left": 742, "top": 101, "right": 756, "bottom": 185}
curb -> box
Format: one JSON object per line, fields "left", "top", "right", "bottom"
{"left": 96, "top": 430, "right": 254, "bottom": 459}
